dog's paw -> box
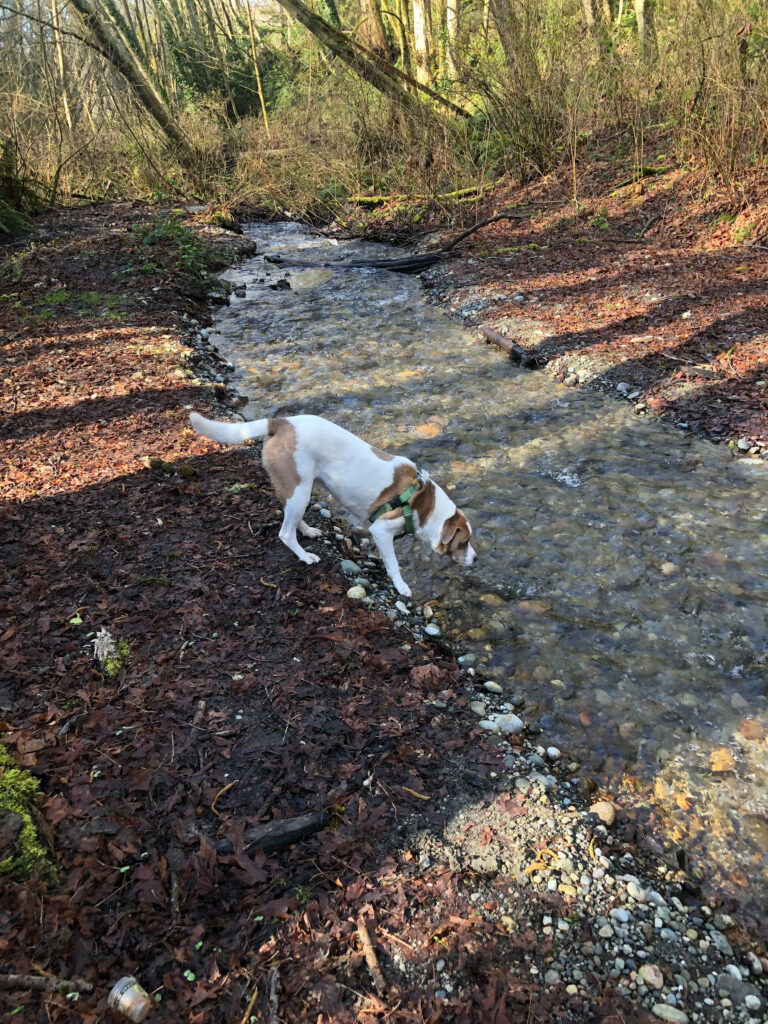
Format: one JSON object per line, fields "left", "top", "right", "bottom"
{"left": 302, "top": 526, "right": 323, "bottom": 539}
{"left": 395, "top": 581, "right": 412, "bottom": 598}
{"left": 300, "top": 551, "right": 321, "bottom": 564}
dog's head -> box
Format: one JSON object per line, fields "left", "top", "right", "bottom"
{"left": 435, "top": 509, "right": 477, "bottom": 567}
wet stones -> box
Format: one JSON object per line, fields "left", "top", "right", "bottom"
{"left": 590, "top": 801, "right": 617, "bottom": 827}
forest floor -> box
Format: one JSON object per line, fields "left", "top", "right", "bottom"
{"left": 0, "top": 180, "right": 766, "bottom": 1024}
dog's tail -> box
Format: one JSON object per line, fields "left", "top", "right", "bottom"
{"left": 189, "top": 411, "right": 270, "bottom": 445}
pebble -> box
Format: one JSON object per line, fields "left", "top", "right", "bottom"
{"left": 457, "top": 653, "right": 477, "bottom": 666}
{"left": 494, "top": 713, "right": 525, "bottom": 736}
{"left": 470, "top": 701, "right": 487, "bottom": 715}
{"left": 483, "top": 680, "right": 503, "bottom": 694}
{"left": 319, "top": 508, "right": 332, "bottom": 519}
{"left": 346, "top": 585, "right": 366, "bottom": 600}
{"left": 544, "top": 969, "right": 561, "bottom": 986}
{"left": 425, "top": 623, "right": 441, "bottom": 637}
{"left": 422, "top": 605, "right": 434, "bottom": 620}
{"left": 340, "top": 559, "right": 362, "bottom": 575}
{"left": 589, "top": 801, "right": 616, "bottom": 827}
{"left": 546, "top": 746, "right": 561, "bottom": 760}
{"left": 746, "top": 951, "right": 763, "bottom": 976}
{"left": 626, "top": 879, "right": 646, "bottom": 902}
{"left": 640, "top": 964, "right": 664, "bottom": 990}
{"left": 609, "top": 908, "right": 630, "bottom": 924}
{"left": 395, "top": 601, "right": 409, "bottom": 615}
{"left": 745, "top": 994, "right": 762, "bottom": 1012}
{"left": 651, "top": 1006, "right": 689, "bottom": 1023}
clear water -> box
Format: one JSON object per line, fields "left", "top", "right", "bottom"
{"left": 212, "top": 222, "right": 768, "bottom": 922}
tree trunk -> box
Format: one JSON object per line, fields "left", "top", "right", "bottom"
{"left": 411, "top": 0, "right": 431, "bottom": 85}
{"left": 445, "top": 0, "right": 459, "bottom": 78}
{"left": 272, "top": 0, "right": 468, "bottom": 116}
{"left": 360, "top": 0, "right": 392, "bottom": 60}
{"left": 634, "top": 0, "right": 656, "bottom": 60}
{"left": 67, "top": 0, "right": 198, "bottom": 164}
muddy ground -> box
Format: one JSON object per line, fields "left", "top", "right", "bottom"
{"left": 1, "top": 192, "right": 766, "bottom": 1023}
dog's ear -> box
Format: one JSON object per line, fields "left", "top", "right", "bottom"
{"left": 437, "top": 514, "right": 460, "bottom": 554}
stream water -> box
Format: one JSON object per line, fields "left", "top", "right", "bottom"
{"left": 212, "top": 222, "right": 768, "bottom": 923}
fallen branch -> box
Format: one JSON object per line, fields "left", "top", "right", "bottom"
{"left": 265, "top": 211, "right": 531, "bottom": 275}
{"left": 357, "top": 913, "right": 387, "bottom": 996}
{"left": 0, "top": 973, "right": 93, "bottom": 994}
{"left": 478, "top": 326, "right": 544, "bottom": 369}
{"left": 439, "top": 211, "right": 530, "bottom": 252}
{"left": 348, "top": 181, "right": 502, "bottom": 206}
{"left": 267, "top": 967, "right": 280, "bottom": 1024}
{"left": 214, "top": 808, "right": 330, "bottom": 855}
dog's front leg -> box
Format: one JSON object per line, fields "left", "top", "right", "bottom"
{"left": 369, "top": 519, "right": 411, "bottom": 597}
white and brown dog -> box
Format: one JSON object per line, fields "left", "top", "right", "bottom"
{"left": 190, "top": 412, "right": 476, "bottom": 597}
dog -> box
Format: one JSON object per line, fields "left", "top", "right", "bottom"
{"left": 189, "top": 412, "right": 476, "bottom": 597}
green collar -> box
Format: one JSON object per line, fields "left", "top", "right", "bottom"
{"left": 369, "top": 472, "right": 424, "bottom": 536}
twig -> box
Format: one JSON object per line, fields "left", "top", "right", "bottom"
{"left": 357, "top": 913, "right": 387, "bottom": 996}
{"left": 211, "top": 779, "right": 239, "bottom": 817}
{"left": 191, "top": 699, "right": 207, "bottom": 729}
{"left": 0, "top": 973, "right": 93, "bottom": 994}
{"left": 267, "top": 967, "right": 280, "bottom": 1024}
{"left": 170, "top": 871, "right": 180, "bottom": 917}
{"left": 239, "top": 980, "right": 260, "bottom": 1024}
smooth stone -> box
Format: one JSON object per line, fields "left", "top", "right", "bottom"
{"left": 319, "top": 508, "right": 332, "bottom": 518}
{"left": 425, "top": 623, "right": 441, "bottom": 637}
{"left": 544, "top": 969, "right": 560, "bottom": 986}
{"left": 640, "top": 964, "right": 664, "bottom": 990}
{"left": 494, "top": 713, "right": 524, "bottom": 736}
{"left": 470, "top": 701, "right": 487, "bottom": 715}
{"left": 627, "top": 879, "right": 646, "bottom": 902}
{"left": 546, "top": 746, "right": 561, "bottom": 760}
{"left": 745, "top": 994, "right": 762, "bottom": 1012}
{"left": 457, "top": 653, "right": 477, "bottom": 666}
{"left": 346, "top": 585, "right": 366, "bottom": 600}
{"left": 340, "top": 559, "right": 362, "bottom": 575}
{"left": 589, "top": 801, "right": 616, "bottom": 827}
{"left": 610, "top": 908, "right": 630, "bottom": 924}
{"left": 651, "top": 1006, "right": 688, "bottom": 1023}
{"left": 478, "top": 720, "right": 499, "bottom": 732}
{"left": 484, "top": 680, "right": 503, "bottom": 694}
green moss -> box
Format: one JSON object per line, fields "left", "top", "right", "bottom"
{"left": 102, "top": 637, "right": 131, "bottom": 678}
{"left": 0, "top": 745, "right": 57, "bottom": 883}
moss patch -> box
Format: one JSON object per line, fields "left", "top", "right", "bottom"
{"left": 0, "top": 745, "right": 57, "bottom": 883}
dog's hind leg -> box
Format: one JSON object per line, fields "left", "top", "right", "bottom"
{"left": 278, "top": 484, "right": 320, "bottom": 565}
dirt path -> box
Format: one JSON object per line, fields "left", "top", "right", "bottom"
{"left": 1, "top": 204, "right": 766, "bottom": 1023}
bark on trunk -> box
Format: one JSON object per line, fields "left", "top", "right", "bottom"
{"left": 68, "top": 0, "right": 198, "bottom": 164}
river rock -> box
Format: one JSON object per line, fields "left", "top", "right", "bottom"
{"left": 494, "top": 713, "right": 524, "bottom": 736}
{"left": 639, "top": 964, "right": 664, "bottom": 989}
{"left": 484, "top": 680, "right": 503, "bottom": 694}
{"left": 425, "top": 623, "right": 441, "bottom": 637}
{"left": 457, "top": 653, "right": 477, "bottom": 666}
{"left": 422, "top": 604, "right": 434, "bottom": 620}
{"left": 346, "top": 585, "right": 366, "bottom": 600}
{"left": 395, "top": 601, "right": 409, "bottom": 615}
{"left": 340, "top": 560, "right": 362, "bottom": 575}
{"left": 651, "top": 1006, "right": 688, "bottom": 1023}
{"left": 589, "top": 801, "right": 616, "bottom": 827}
{"left": 626, "top": 879, "right": 646, "bottom": 902}
{"left": 716, "top": 972, "right": 762, "bottom": 1005}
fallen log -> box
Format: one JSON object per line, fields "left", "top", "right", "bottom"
{"left": 478, "top": 326, "right": 543, "bottom": 369}
{"left": 214, "top": 808, "right": 329, "bottom": 855}
{"left": 265, "top": 252, "right": 445, "bottom": 274}
{"left": 264, "top": 210, "right": 531, "bottom": 275}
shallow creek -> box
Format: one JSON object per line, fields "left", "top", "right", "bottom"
{"left": 212, "top": 222, "right": 768, "bottom": 921}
